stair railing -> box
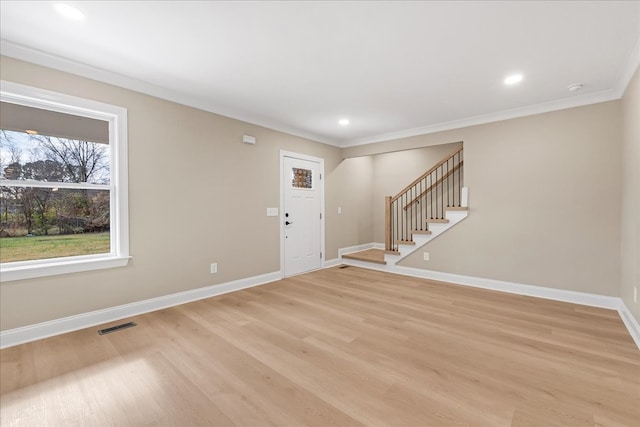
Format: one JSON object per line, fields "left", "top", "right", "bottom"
{"left": 385, "top": 146, "right": 463, "bottom": 252}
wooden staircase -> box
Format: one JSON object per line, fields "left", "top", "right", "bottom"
{"left": 342, "top": 146, "right": 468, "bottom": 268}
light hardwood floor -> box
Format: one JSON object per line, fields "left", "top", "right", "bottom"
{"left": 1, "top": 266, "right": 639, "bottom": 426}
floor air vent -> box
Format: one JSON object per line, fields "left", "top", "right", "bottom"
{"left": 339, "top": 265, "right": 350, "bottom": 269}
{"left": 98, "top": 322, "right": 137, "bottom": 335}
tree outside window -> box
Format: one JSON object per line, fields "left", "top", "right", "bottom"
{"left": 1, "top": 129, "right": 112, "bottom": 262}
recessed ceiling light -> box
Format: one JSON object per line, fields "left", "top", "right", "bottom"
{"left": 54, "top": 3, "right": 85, "bottom": 21}
{"left": 504, "top": 74, "right": 523, "bottom": 85}
{"left": 338, "top": 119, "right": 350, "bottom": 126}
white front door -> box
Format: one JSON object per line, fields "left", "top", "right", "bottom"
{"left": 283, "top": 156, "right": 322, "bottom": 277}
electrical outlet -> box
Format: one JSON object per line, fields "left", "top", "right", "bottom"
{"left": 423, "top": 252, "right": 429, "bottom": 261}
{"left": 210, "top": 263, "right": 218, "bottom": 274}
{"left": 634, "top": 286, "right": 638, "bottom": 303}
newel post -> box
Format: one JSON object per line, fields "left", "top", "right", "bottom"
{"left": 385, "top": 196, "right": 392, "bottom": 251}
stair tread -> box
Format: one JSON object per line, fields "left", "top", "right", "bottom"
{"left": 342, "top": 249, "right": 386, "bottom": 265}
{"left": 412, "top": 230, "right": 432, "bottom": 235}
{"left": 426, "top": 218, "right": 449, "bottom": 223}
{"left": 445, "top": 206, "right": 468, "bottom": 211}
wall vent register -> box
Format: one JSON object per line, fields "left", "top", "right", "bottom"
{"left": 98, "top": 321, "right": 137, "bottom": 335}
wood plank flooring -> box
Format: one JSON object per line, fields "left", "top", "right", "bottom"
{"left": 1, "top": 266, "right": 639, "bottom": 426}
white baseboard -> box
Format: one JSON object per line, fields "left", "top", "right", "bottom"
{"left": 5, "top": 255, "right": 639, "bottom": 352}
{"left": 0, "top": 271, "right": 281, "bottom": 349}
{"left": 394, "top": 265, "right": 620, "bottom": 310}
{"left": 341, "top": 252, "right": 639, "bottom": 351}
{"left": 400, "top": 265, "right": 640, "bottom": 350}
{"left": 618, "top": 301, "right": 640, "bottom": 350}
{"left": 338, "top": 242, "right": 377, "bottom": 257}
{"left": 324, "top": 258, "right": 341, "bottom": 268}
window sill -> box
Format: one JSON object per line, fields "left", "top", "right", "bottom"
{"left": 0, "top": 255, "right": 131, "bottom": 282}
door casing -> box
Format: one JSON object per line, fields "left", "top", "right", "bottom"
{"left": 280, "top": 150, "right": 325, "bottom": 277}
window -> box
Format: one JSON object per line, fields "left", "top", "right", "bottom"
{"left": 291, "top": 167, "right": 313, "bottom": 189}
{"left": 0, "top": 81, "right": 129, "bottom": 281}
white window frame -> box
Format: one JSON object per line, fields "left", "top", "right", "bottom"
{"left": 0, "top": 81, "right": 130, "bottom": 281}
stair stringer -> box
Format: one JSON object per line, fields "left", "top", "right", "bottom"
{"left": 384, "top": 209, "right": 468, "bottom": 266}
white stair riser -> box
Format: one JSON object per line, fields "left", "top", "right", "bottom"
{"left": 386, "top": 210, "right": 468, "bottom": 265}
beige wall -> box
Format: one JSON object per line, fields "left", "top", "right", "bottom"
{"left": 621, "top": 66, "right": 640, "bottom": 322}
{"left": 0, "top": 56, "right": 369, "bottom": 330}
{"left": 0, "top": 54, "right": 631, "bottom": 331}
{"left": 348, "top": 102, "right": 623, "bottom": 297}
{"left": 327, "top": 156, "right": 375, "bottom": 250}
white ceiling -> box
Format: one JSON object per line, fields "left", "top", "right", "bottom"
{"left": 1, "top": 1, "right": 639, "bottom": 147}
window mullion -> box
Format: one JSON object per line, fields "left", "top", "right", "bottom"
{"left": 0, "top": 180, "right": 110, "bottom": 190}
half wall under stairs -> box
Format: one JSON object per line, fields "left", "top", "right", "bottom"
{"left": 342, "top": 204, "right": 468, "bottom": 270}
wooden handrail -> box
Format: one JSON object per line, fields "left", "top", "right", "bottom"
{"left": 403, "top": 161, "right": 463, "bottom": 211}
{"left": 390, "top": 145, "right": 463, "bottom": 203}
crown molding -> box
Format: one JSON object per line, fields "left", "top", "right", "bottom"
{"left": 614, "top": 34, "right": 640, "bottom": 98}
{"left": 341, "top": 30, "right": 640, "bottom": 148}
{"left": 2, "top": 37, "right": 635, "bottom": 150}
{"left": 340, "top": 88, "right": 620, "bottom": 148}
{"left": 0, "top": 39, "right": 340, "bottom": 147}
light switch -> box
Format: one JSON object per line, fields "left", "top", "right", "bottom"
{"left": 266, "top": 208, "right": 279, "bottom": 217}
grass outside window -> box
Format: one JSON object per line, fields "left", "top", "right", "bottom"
{"left": 0, "top": 232, "right": 110, "bottom": 263}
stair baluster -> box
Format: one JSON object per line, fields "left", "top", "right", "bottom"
{"left": 385, "top": 146, "right": 464, "bottom": 252}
